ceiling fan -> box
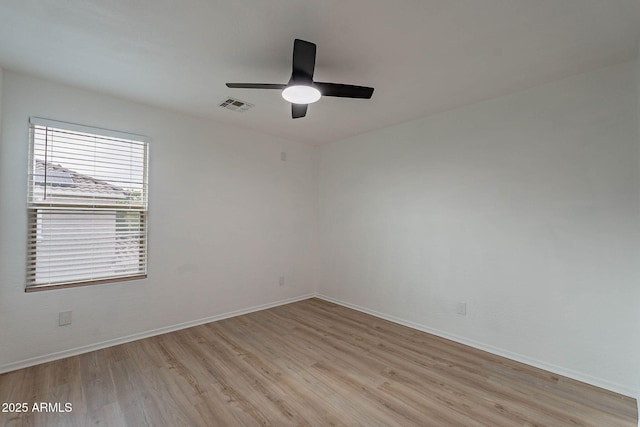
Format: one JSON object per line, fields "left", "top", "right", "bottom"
{"left": 226, "top": 39, "right": 374, "bottom": 119}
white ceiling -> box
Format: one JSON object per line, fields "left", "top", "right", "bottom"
{"left": 1, "top": 1, "right": 639, "bottom": 145}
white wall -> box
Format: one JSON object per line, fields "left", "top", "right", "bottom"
{"left": 0, "top": 66, "right": 2, "bottom": 141}
{"left": 636, "top": 47, "right": 640, "bottom": 414}
{"left": 317, "top": 60, "right": 640, "bottom": 397}
{"left": 0, "top": 71, "right": 318, "bottom": 371}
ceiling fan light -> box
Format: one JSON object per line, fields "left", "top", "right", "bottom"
{"left": 282, "top": 85, "right": 321, "bottom": 104}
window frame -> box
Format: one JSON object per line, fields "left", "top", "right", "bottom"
{"left": 26, "top": 117, "right": 150, "bottom": 292}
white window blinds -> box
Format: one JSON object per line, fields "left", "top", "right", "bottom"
{"left": 26, "top": 117, "right": 149, "bottom": 290}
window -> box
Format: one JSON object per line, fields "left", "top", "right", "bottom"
{"left": 26, "top": 117, "right": 149, "bottom": 291}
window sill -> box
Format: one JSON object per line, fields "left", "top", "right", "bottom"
{"left": 25, "top": 274, "right": 147, "bottom": 292}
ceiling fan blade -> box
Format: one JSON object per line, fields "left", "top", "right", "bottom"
{"left": 291, "top": 39, "right": 316, "bottom": 82}
{"left": 226, "top": 83, "right": 286, "bottom": 89}
{"left": 315, "top": 82, "right": 374, "bottom": 99}
{"left": 291, "top": 103, "right": 308, "bottom": 119}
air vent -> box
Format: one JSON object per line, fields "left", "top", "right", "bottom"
{"left": 219, "top": 97, "right": 254, "bottom": 112}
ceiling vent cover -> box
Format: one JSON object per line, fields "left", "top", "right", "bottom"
{"left": 219, "top": 97, "right": 254, "bottom": 112}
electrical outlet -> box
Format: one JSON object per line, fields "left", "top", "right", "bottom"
{"left": 456, "top": 303, "right": 467, "bottom": 316}
{"left": 279, "top": 276, "right": 285, "bottom": 286}
{"left": 59, "top": 311, "right": 72, "bottom": 326}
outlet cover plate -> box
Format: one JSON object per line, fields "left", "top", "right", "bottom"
{"left": 59, "top": 311, "right": 72, "bottom": 326}
{"left": 456, "top": 303, "right": 467, "bottom": 316}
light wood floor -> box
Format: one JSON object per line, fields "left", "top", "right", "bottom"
{"left": 0, "top": 298, "right": 636, "bottom": 426}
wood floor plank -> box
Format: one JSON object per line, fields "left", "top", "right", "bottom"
{"left": 0, "top": 298, "right": 637, "bottom": 426}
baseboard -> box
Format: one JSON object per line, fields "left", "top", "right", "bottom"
{"left": 316, "top": 293, "right": 639, "bottom": 401}
{"left": 0, "top": 293, "right": 315, "bottom": 375}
